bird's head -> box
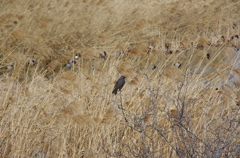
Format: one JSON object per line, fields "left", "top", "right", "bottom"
{"left": 121, "top": 76, "right": 126, "bottom": 79}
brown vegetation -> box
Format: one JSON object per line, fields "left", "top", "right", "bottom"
{"left": 0, "top": 0, "right": 239, "bottom": 157}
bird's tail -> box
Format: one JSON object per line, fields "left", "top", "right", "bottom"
{"left": 112, "top": 89, "right": 117, "bottom": 94}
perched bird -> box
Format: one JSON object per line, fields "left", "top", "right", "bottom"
{"left": 234, "top": 47, "right": 239, "bottom": 52}
{"left": 100, "top": 51, "right": 107, "bottom": 58}
{"left": 75, "top": 53, "right": 81, "bottom": 59}
{"left": 65, "top": 63, "right": 71, "bottom": 68}
{"left": 152, "top": 65, "right": 157, "bottom": 70}
{"left": 6, "top": 65, "right": 14, "bottom": 70}
{"left": 174, "top": 62, "right": 181, "bottom": 68}
{"left": 28, "top": 60, "right": 35, "bottom": 66}
{"left": 206, "top": 53, "right": 210, "bottom": 59}
{"left": 112, "top": 76, "right": 126, "bottom": 95}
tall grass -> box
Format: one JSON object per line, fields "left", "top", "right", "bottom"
{"left": 0, "top": 0, "right": 239, "bottom": 157}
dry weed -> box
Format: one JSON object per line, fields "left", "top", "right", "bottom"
{"left": 0, "top": 0, "right": 239, "bottom": 157}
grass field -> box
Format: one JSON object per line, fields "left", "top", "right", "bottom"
{"left": 0, "top": 0, "right": 239, "bottom": 157}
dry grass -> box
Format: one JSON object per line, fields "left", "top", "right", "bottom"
{"left": 0, "top": 0, "right": 239, "bottom": 157}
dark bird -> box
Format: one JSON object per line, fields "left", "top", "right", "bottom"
{"left": 152, "top": 65, "right": 157, "bottom": 70}
{"left": 112, "top": 76, "right": 126, "bottom": 95}
{"left": 206, "top": 53, "right": 210, "bottom": 59}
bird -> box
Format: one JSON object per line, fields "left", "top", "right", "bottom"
{"left": 174, "top": 62, "right": 181, "bottom": 68}
{"left": 206, "top": 53, "right": 210, "bottom": 59}
{"left": 112, "top": 76, "right": 126, "bottom": 95}
{"left": 152, "top": 65, "right": 157, "bottom": 70}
